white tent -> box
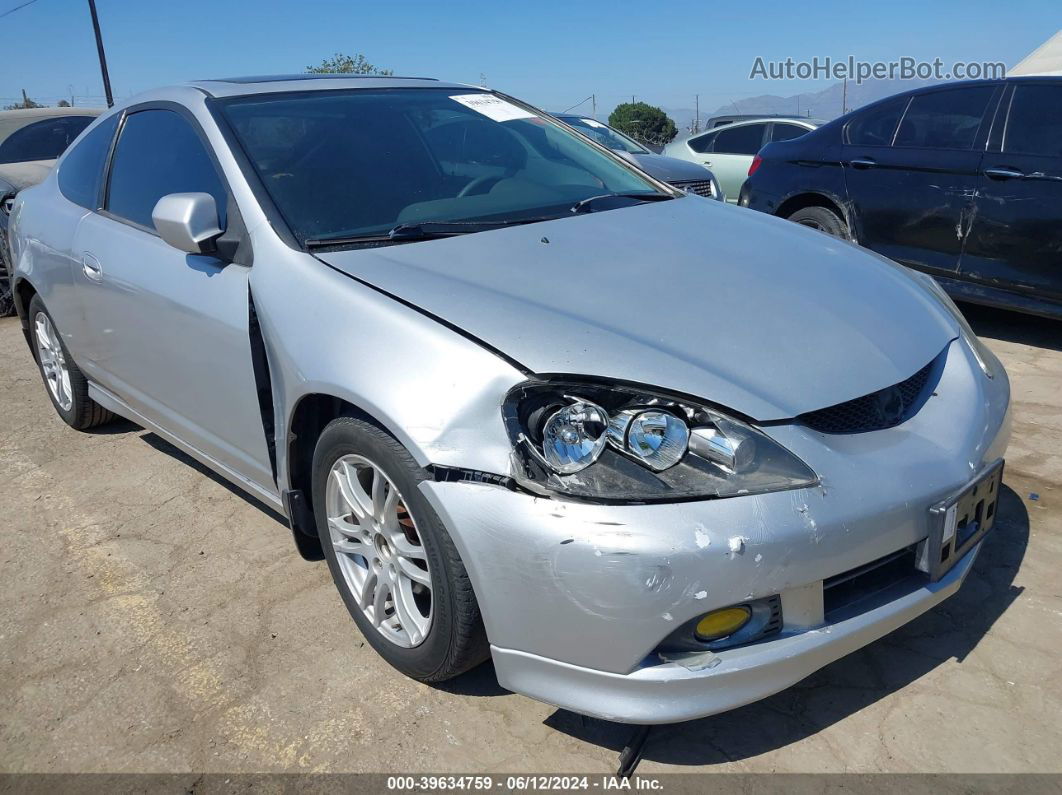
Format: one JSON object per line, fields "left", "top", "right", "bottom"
{"left": 1011, "top": 30, "right": 1062, "bottom": 76}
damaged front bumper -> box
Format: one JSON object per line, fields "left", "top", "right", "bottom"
{"left": 417, "top": 339, "right": 1011, "bottom": 723}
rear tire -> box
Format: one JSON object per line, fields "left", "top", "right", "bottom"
{"left": 28, "top": 295, "right": 115, "bottom": 430}
{"left": 312, "top": 416, "right": 489, "bottom": 682}
{"left": 787, "top": 205, "right": 849, "bottom": 238}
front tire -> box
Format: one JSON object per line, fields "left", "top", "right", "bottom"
{"left": 787, "top": 205, "right": 849, "bottom": 238}
{"left": 28, "top": 295, "right": 114, "bottom": 430}
{"left": 311, "top": 416, "right": 489, "bottom": 682}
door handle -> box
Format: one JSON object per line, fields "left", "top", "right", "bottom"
{"left": 701, "top": 160, "right": 713, "bottom": 167}
{"left": 849, "top": 157, "right": 876, "bottom": 169}
{"left": 82, "top": 253, "right": 103, "bottom": 282}
{"left": 983, "top": 166, "right": 1025, "bottom": 180}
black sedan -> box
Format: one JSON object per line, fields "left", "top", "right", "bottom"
{"left": 741, "top": 77, "right": 1062, "bottom": 319}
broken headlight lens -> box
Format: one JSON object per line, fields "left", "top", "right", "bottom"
{"left": 503, "top": 381, "right": 818, "bottom": 501}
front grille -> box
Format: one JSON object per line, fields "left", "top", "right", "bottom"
{"left": 824, "top": 545, "right": 923, "bottom": 619}
{"left": 799, "top": 356, "right": 938, "bottom": 434}
{"left": 673, "top": 179, "right": 714, "bottom": 197}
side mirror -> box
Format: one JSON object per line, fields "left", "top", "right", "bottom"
{"left": 152, "top": 192, "right": 224, "bottom": 255}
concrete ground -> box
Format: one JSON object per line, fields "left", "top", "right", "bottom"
{"left": 0, "top": 304, "right": 1059, "bottom": 775}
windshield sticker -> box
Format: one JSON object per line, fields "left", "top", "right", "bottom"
{"left": 450, "top": 94, "right": 536, "bottom": 122}
{"left": 580, "top": 118, "right": 607, "bottom": 128}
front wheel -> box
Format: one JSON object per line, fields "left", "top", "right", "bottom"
{"left": 311, "top": 416, "right": 489, "bottom": 682}
{"left": 787, "top": 205, "right": 849, "bottom": 238}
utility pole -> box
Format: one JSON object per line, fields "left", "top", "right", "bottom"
{"left": 87, "top": 0, "right": 114, "bottom": 108}
{"left": 693, "top": 94, "right": 700, "bottom": 134}
{"left": 592, "top": 94, "right": 596, "bottom": 119}
{"left": 842, "top": 78, "right": 848, "bottom": 115}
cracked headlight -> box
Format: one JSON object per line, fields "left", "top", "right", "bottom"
{"left": 503, "top": 381, "right": 818, "bottom": 502}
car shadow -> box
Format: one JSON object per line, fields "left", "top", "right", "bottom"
{"left": 137, "top": 430, "right": 290, "bottom": 527}
{"left": 544, "top": 484, "right": 1029, "bottom": 766}
{"left": 960, "top": 302, "right": 1062, "bottom": 353}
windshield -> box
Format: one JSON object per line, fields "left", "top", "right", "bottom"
{"left": 220, "top": 89, "right": 662, "bottom": 244}
{"left": 560, "top": 117, "right": 648, "bottom": 154}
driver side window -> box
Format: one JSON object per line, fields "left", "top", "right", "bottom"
{"left": 105, "top": 109, "right": 227, "bottom": 231}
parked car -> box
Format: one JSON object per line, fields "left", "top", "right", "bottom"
{"left": 663, "top": 117, "right": 821, "bottom": 202}
{"left": 742, "top": 77, "right": 1062, "bottom": 319}
{"left": 0, "top": 107, "right": 102, "bottom": 315}
{"left": 10, "top": 76, "right": 1010, "bottom": 724}
{"left": 704, "top": 113, "right": 802, "bottom": 129}
{"left": 552, "top": 113, "right": 723, "bottom": 199}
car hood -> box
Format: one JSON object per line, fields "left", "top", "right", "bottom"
{"left": 616, "top": 150, "right": 714, "bottom": 182}
{"left": 316, "top": 197, "right": 957, "bottom": 421}
{"left": 0, "top": 159, "right": 55, "bottom": 193}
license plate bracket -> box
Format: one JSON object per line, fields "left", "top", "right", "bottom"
{"left": 917, "top": 459, "right": 1004, "bottom": 582}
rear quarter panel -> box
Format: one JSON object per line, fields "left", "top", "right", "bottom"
{"left": 11, "top": 176, "right": 91, "bottom": 355}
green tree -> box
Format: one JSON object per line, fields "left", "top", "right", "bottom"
{"left": 306, "top": 52, "right": 393, "bottom": 76}
{"left": 608, "top": 102, "right": 678, "bottom": 147}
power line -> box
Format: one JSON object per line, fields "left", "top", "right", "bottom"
{"left": 0, "top": 0, "right": 41, "bottom": 18}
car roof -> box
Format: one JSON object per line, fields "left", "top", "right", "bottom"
{"left": 0, "top": 107, "right": 104, "bottom": 118}
{"left": 707, "top": 116, "right": 822, "bottom": 127}
{"left": 189, "top": 74, "right": 472, "bottom": 98}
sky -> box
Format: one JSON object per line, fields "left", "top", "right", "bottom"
{"left": 2, "top": 0, "right": 1059, "bottom": 116}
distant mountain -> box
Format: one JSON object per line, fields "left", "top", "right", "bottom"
{"left": 662, "top": 78, "right": 939, "bottom": 134}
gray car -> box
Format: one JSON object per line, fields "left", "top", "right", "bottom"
{"left": 9, "top": 76, "right": 1011, "bottom": 724}
{"left": 0, "top": 107, "right": 102, "bottom": 315}
{"left": 553, "top": 113, "right": 724, "bottom": 200}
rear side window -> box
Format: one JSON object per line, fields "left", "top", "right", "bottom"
{"left": 712, "top": 123, "right": 767, "bottom": 155}
{"left": 686, "top": 131, "right": 717, "bottom": 153}
{"left": 106, "top": 109, "right": 227, "bottom": 230}
{"left": 894, "top": 86, "right": 995, "bottom": 150}
{"left": 846, "top": 97, "right": 908, "bottom": 146}
{"left": 771, "top": 123, "right": 809, "bottom": 142}
{"left": 1004, "top": 84, "right": 1062, "bottom": 157}
{"left": 56, "top": 114, "right": 118, "bottom": 210}
{"left": 0, "top": 116, "right": 95, "bottom": 164}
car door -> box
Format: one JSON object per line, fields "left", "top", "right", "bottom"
{"left": 840, "top": 85, "right": 1001, "bottom": 274}
{"left": 72, "top": 106, "right": 275, "bottom": 493}
{"left": 960, "top": 81, "right": 1062, "bottom": 300}
{"left": 701, "top": 122, "right": 768, "bottom": 202}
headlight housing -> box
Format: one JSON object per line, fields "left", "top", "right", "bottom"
{"left": 908, "top": 270, "right": 995, "bottom": 379}
{"left": 503, "top": 380, "right": 818, "bottom": 501}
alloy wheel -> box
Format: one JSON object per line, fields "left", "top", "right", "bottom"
{"left": 34, "top": 312, "right": 73, "bottom": 412}
{"left": 325, "top": 454, "right": 433, "bottom": 647}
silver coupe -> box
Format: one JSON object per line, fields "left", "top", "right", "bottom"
{"left": 9, "top": 75, "right": 1011, "bottom": 724}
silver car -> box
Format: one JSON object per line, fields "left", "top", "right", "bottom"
{"left": 9, "top": 76, "right": 1011, "bottom": 724}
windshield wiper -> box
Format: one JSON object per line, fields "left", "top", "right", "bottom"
{"left": 305, "top": 218, "right": 554, "bottom": 249}
{"left": 570, "top": 192, "right": 674, "bottom": 214}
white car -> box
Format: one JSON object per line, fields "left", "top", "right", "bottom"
{"left": 663, "top": 117, "right": 821, "bottom": 202}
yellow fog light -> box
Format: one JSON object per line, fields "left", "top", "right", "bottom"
{"left": 695, "top": 606, "right": 752, "bottom": 641}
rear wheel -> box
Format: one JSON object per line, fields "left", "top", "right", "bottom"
{"left": 312, "top": 416, "right": 489, "bottom": 682}
{"left": 787, "top": 205, "right": 849, "bottom": 238}
{"left": 28, "top": 295, "right": 114, "bottom": 430}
